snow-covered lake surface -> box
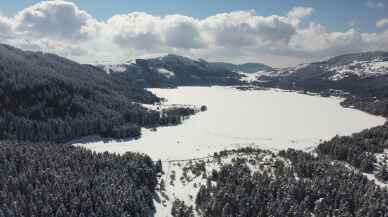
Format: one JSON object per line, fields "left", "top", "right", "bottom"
{"left": 75, "top": 86, "right": 386, "bottom": 160}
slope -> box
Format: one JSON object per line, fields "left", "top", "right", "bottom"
{"left": 0, "top": 44, "right": 189, "bottom": 142}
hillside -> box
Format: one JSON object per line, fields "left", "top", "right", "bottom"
{"left": 103, "top": 54, "right": 244, "bottom": 87}
{"left": 0, "top": 44, "right": 195, "bottom": 142}
{"left": 150, "top": 148, "right": 388, "bottom": 217}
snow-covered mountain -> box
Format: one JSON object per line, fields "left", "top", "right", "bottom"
{"left": 99, "top": 54, "right": 244, "bottom": 87}
{"left": 257, "top": 51, "right": 388, "bottom": 113}
{"left": 276, "top": 51, "right": 388, "bottom": 82}
{"left": 237, "top": 51, "right": 388, "bottom": 84}
{"left": 98, "top": 52, "right": 388, "bottom": 90}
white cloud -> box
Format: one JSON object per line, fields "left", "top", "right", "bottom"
{"left": 14, "top": 0, "right": 95, "bottom": 40}
{"left": 103, "top": 10, "right": 298, "bottom": 54}
{"left": 0, "top": 1, "right": 388, "bottom": 67}
{"left": 289, "top": 23, "right": 369, "bottom": 57}
{"left": 164, "top": 15, "right": 206, "bottom": 49}
{"left": 366, "top": 1, "right": 385, "bottom": 9}
{"left": 107, "top": 13, "right": 164, "bottom": 51}
{"left": 376, "top": 18, "right": 388, "bottom": 28}
{"left": 201, "top": 10, "right": 297, "bottom": 49}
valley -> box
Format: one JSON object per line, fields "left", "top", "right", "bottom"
{"left": 1, "top": 44, "right": 388, "bottom": 217}
{"left": 2, "top": 1, "right": 388, "bottom": 216}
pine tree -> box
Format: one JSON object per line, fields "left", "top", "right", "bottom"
{"left": 377, "top": 164, "right": 388, "bottom": 181}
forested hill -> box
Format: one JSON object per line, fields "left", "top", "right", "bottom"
{"left": 0, "top": 141, "right": 161, "bottom": 217}
{"left": 104, "top": 54, "right": 243, "bottom": 87}
{"left": 0, "top": 44, "right": 194, "bottom": 143}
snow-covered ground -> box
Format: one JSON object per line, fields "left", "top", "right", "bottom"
{"left": 153, "top": 150, "right": 288, "bottom": 217}
{"left": 74, "top": 86, "right": 385, "bottom": 160}
{"left": 368, "top": 149, "right": 388, "bottom": 188}
{"left": 362, "top": 173, "right": 388, "bottom": 188}
{"left": 157, "top": 68, "right": 175, "bottom": 78}
{"left": 141, "top": 103, "right": 201, "bottom": 112}
{"left": 103, "top": 64, "right": 128, "bottom": 74}
{"left": 103, "top": 60, "right": 137, "bottom": 74}
{"left": 328, "top": 58, "right": 388, "bottom": 81}
{"left": 238, "top": 69, "right": 291, "bottom": 83}
{"left": 238, "top": 71, "right": 262, "bottom": 82}
{"left": 340, "top": 153, "right": 388, "bottom": 189}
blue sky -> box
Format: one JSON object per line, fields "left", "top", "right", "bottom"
{"left": 2, "top": 0, "right": 387, "bottom": 32}
{"left": 0, "top": 0, "right": 387, "bottom": 66}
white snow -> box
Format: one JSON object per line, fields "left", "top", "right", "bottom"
{"left": 362, "top": 173, "right": 388, "bottom": 188}
{"left": 369, "top": 149, "right": 388, "bottom": 188}
{"left": 238, "top": 71, "right": 262, "bottom": 82}
{"left": 328, "top": 59, "right": 388, "bottom": 81}
{"left": 157, "top": 68, "right": 175, "bottom": 78}
{"left": 375, "top": 149, "right": 388, "bottom": 165}
{"left": 339, "top": 158, "right": 388, "bottom": 189}
{"left": 127, "top": 59, "right": 136, "bottom": 65}
{"left": 74, "top": 86, "right": 385, "bottom": 161}
{"left": 238, "top": 69, "right": 291, "bottom": 82}
{"left": 141, "top": 103, "right": 201, "bottom": 112}
{"left": 153, "top": 151, "right": 286, "bottom": 217}
{"left": 102, "top": 60, "right": 137, "bottom": 74}
{"left": 103, "top": 64, "right": 128, "bottom": 74}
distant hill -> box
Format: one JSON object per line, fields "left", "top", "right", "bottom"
{"left": 259, "top": 51, "right": 388, "bottom": 116}
{"left": 102, "top": 54, "right": 245, "bottom": 87}
{"left": 262, "top": 51, "right": 388, "bottom": 95}
{"left": 0, "top": 44, "right": 189, "bottom": 142}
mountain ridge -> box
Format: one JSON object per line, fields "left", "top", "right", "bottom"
{"left": 105, "top": 54, "right": 243, "bottom": 88}
{"left": 100, "top": 54, "right": 272, "bottom": 72}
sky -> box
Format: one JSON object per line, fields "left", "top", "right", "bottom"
{"left": 0, "top": 0, "right": 388, "bottom": 67}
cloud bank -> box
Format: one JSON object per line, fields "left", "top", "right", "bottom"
{"left": 1, "top": 0, "right": 388, "bottom": 67}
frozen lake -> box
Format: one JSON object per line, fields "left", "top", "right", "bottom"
{"left": 75, "top": 86, "right": 386, "bottom": 160}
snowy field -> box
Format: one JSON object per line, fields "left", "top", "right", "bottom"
{"left": 153, "top": 150, "right": 287, "bottom": 217}
{"left": 74, "top": 86, "right": 385, "bottom": 160}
